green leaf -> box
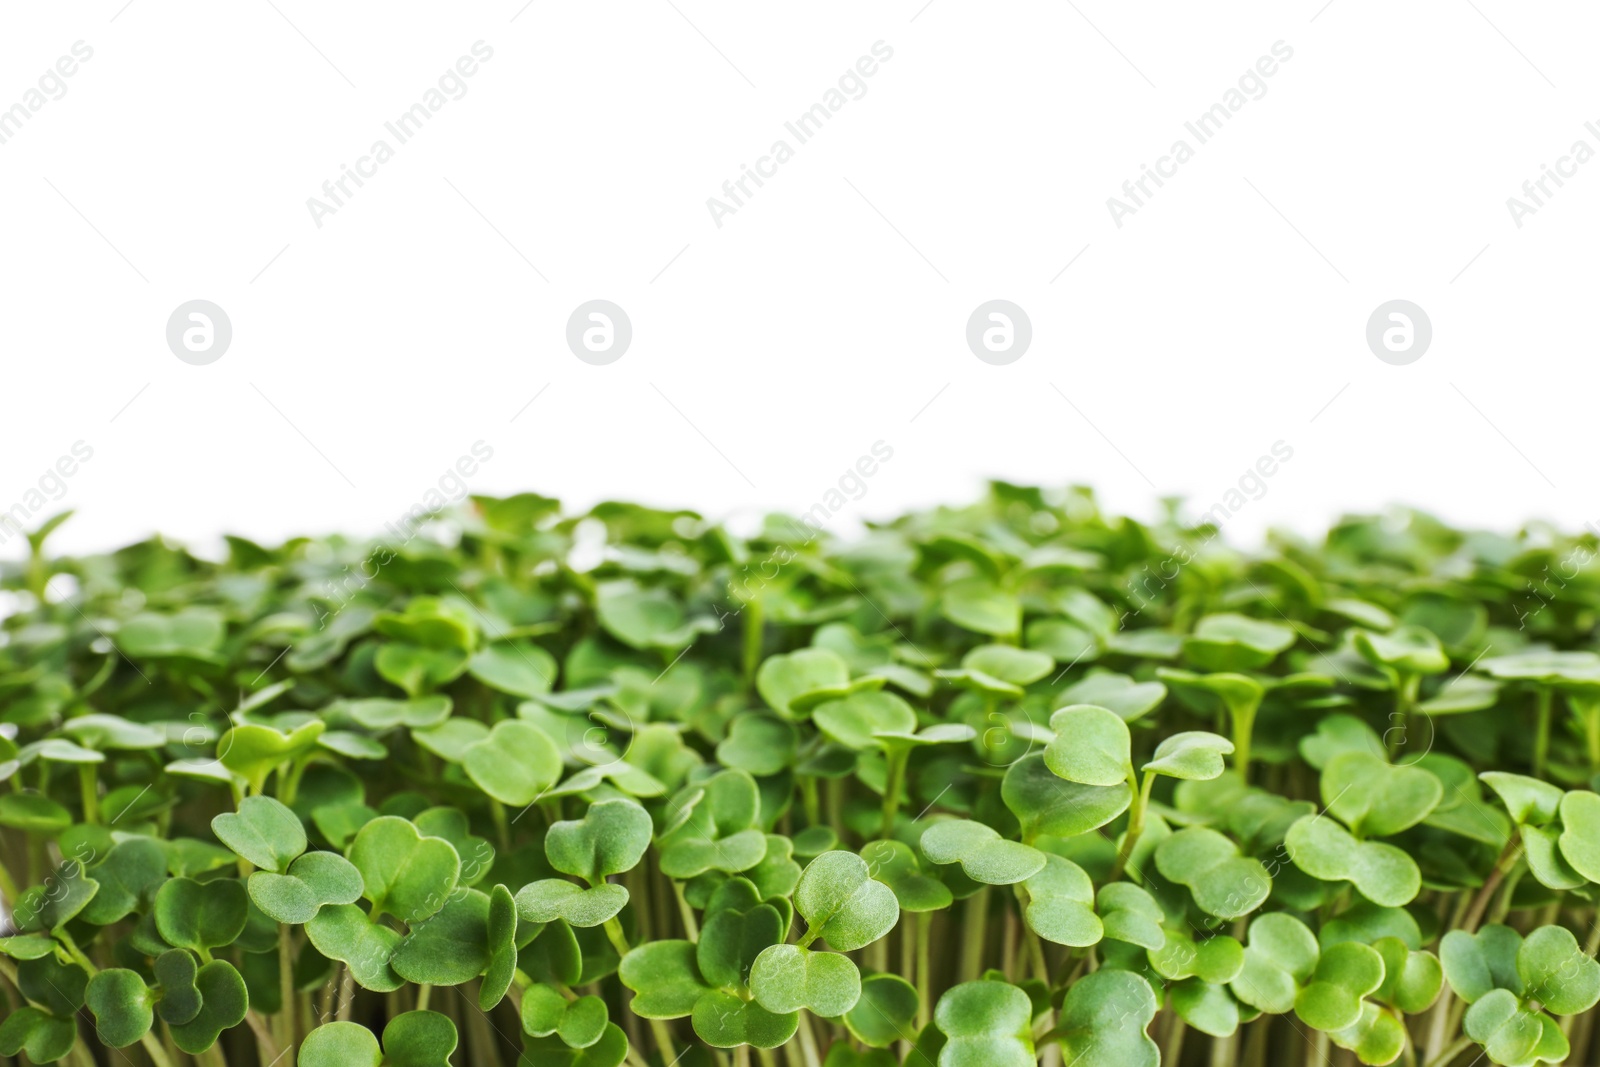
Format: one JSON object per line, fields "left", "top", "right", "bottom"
{"left": 1517, "top": 925, "right": 1600, "bottom": 1016}
{"left": 1059, "top": 671, "right": 1167, "bottom": 722}
{"left": 85, "top": 969, "right": 154, "bottom": 1047}
{"left": 1440, "top": 925, "right": 1524, "bottom": 1004}
{"left": 844, "top": 973, "right": 918, "bottom": 1047}
{"left": 1044, "top": 705, "right": 1131, "bottom": 787}
{"left": 960, "top": 644, "right": 1052, "bottom": 686}
{"left": 58, "top": 714, "right": 166, "bottom": 750}
{"left": 305, "top": 904, "right": 404, "bottom": 992}
{"left": 697, "top": 879, "right": 784, "bottom": 991}
{"left": 1354, "top": 626, "right": 1449, "bottom": 677}
{"left": 248, "top": 850, "right": 364, "bottom": 924}
{"left": 658, "top": 770, "right": 768, "bottom": 878}
{"left": 154, "top": 877, "right": 247, "bottom": 952}
{"left": 1002, "top": 753, "right": 1132, "bottom": 841}
{"left": 749, "top": 944, "right": 862, "bottom": 1017}
{"left": 463, "top": 720, "right": 562, "bottom": 807}
{"left": 168, "top": 960, "right": 248, "bottom": 1055}
{"left": 80, "top": 838, "right": 167, "bottom": 926}
{"left": 691, "top": 990, "right": 799, "bottom": 1049}
{"left": 716, "top": 713, "right": 799, "bottom": 774}
{"left": 1021, "top": 854, "right": 1101, "bottom": 947}
{"left": 1184, "top": 613, "right": 1296, "bottom": 672}
{"left": 348, "top": 815, "right": 461, "bottom": 923}
{"left": 0, "top": 1008, "right": 76, "bottom": 1065}
{"left": 794, "top": 851, "right": 899, "bottom": 951}
{"left": 217, "top": 720, "right": 326, "bottom": 793}
{"left": 154, "top": 950, "right": 203, "bottom": 1025}
{"left": 1294, "top": 941, "right": 1385, "bottom": 1032}
{"left": 940, "top": 579, "right": 1021, "bottom": 637}
{"left": 480, "top": 884, "right": 519, "bottom": 1010}
{"left": 1096, "top": 883, "right": 1166, "bottom": 951}
{"left": 1300, "top": 714, "right": 1386, "bottom": 771}
{"left": 1285, "top": 815, "right": 1420, "bottom": 907}
{"left": 1481, "top": 772, "right": 1563, "bottom": 828}
{"left": 1231, "top": 912, "right": 1320, "bottom": 1015}
{"left": 813, "top": 692, "right": 917, "bottom": 751}
{"left": 1170, "top": 977, "right": 1239, "bottom": 1039}
{"left": 860, "top": 839, "right": 953, "bottom": 912}
{"left": 757, "top": 649, "right": 856, "bottom": 718}
{"left": 1142, "top": 731, "right": 1234, "bottom": 781}
{"left": 1557, "top": 791, "right": 1600, "bottom": 883}
{"left": 340, "top": 696, "right": 453, "bottom": 731}
{"left": 1054, "top": 969, "right": 1159, "bottom": 1067}
{"left": 921, "top": 821, "right": 1046, "bottom": 886}
{"left": 515, "top": 880, "right": 629, "bottom": 928}
{"left": 1463, "top": 989, "right": 1546, "bottom": 1067}
{"left": 596, "top": 581, "right": 714, "bottom": 651}
{"left": 0, "top": 794, "right": 72, "bottom": 834}
{"left": 391, "top": 888, "right": 493, "bottom": 986}
{"left": 544, "top": 799, "right": 654, "bottom": 881}
{"left": 16, "top": 859, "right": 99, "bottom": 932}
{"left": 299, "top": 1022, "right": 383, "bottom": 1067}
{"left": 118, "top": 609, "right": 226, "bottom": 660}
{"left": 521, "top": 1022, "right": 630, "bottom": 1066}
{"left": 1372, "top": 937, "right": 1442, "bottom": 1015}
{"left": 1328, "top": 1002, "right": 1407, "bottom": 1066}
{"left": 300, "top": 1012, "right": 458, "bottom": 1067}
{"left": 1153, "top": 827, "right": 1271, "bottom": 919}
{"left": 1149, "top": 931, "right": 1243, "bottom": 984}
{"left": 1322, "top": 752, "right": 1443, "bottom": 838}
{"left": 618, "top": 941, "right": 713, "bottom": 1019}
{"left": 467, "top": 641, "right": 557, "bottom": 698}
{"left": 934, "top": 980, "right": 1036, "bottom": 1067}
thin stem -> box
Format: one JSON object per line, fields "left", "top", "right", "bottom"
{"left": 138, "top": 1034, "right": 177, "bottom": 1067}
{"left": 880, "top": 747, "right": 909, "bottom": 839}
{"left": 1229, "top": 694, "right": 1260, "bottom": 781}
{"left": 1462, "top": 837, "right": 1522, "bottom": 933}
{"left": 960, "top": 886, "right": 990, "bottom": 981}
{"left": 915, "top": 911, "right": 932, "bottom": 1030}
{"left": 1164, "top": 1015, "right": 1187, "bottom": 1067}
{"left": 276, "top": 928, "right": 296, "bottom": 1057}
{"left": 795, "top": 1012, "right": 824, "bottom": 1067}
{"left": 1423, "top": 1035, "right": 1474, "bottom": 1067}
{"left": 243, "top": 1009, "right": 281, "bottom": 1064}
{"left": 800, "top": 777, "right": 821, "bottom": 828}
{"left": 673, "top": 880, "right": 700, "bottom": 941}
{"left": 1487, "top": 863, "right": 1526, "bottom": 926}
{"left": 1533, "top": 687, "right": 1553, "bottom": 777}
{"left": 78, "top": 764, "right": 99, "bottom": 824}
{"left": 489, "top": 800, "right": 511, "bottom": 852}
{"left": 337, "top": 964, "right": 356, "bottom": 1022}
{"left": 1109, "top": 770, "right": 1156, "bottom": 883}
{"left": 742, "top": 598, "right": 763, "bottom": 683}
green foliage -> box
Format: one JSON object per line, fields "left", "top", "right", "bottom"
{"left": 13, "top": 491, "right": 1600, "bottom": 1065}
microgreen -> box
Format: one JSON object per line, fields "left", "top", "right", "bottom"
{"left": 10, "top": 492, "right": 1600, "bottom": 1065}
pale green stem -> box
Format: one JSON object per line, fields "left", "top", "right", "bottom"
{"left": 880, "top": 746, "right": 909, "bottom": 839}
{"left": 1109, "top": 770, "right": 1156, "bottom": 883}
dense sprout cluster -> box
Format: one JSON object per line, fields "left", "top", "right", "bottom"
{"left": 4, "top": 487, "right": 1600, "bottom": 1067}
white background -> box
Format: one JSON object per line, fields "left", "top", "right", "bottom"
{"left": 1, "top": 1, "right": 1594, "bottom": 560}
